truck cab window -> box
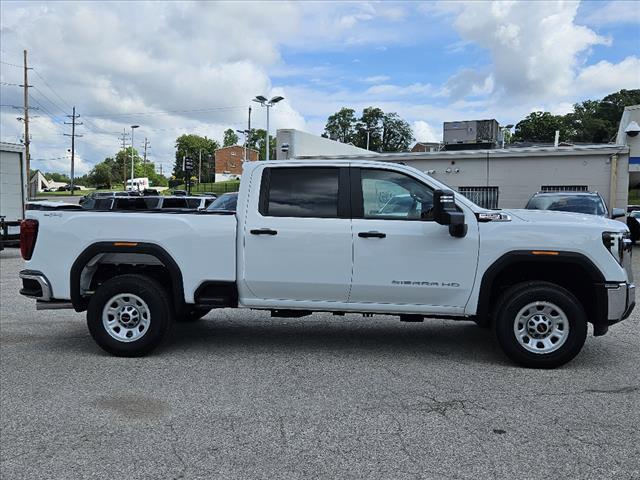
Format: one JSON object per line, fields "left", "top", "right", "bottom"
{"left": 263, "top": 167, "right": 339, "bottom": 218}
{"left": 361, "top": 169, "right": 434, "bottom": 220}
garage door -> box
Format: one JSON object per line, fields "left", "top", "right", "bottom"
{"left": 0, "top": 150, "right": 25, "bottom": 221}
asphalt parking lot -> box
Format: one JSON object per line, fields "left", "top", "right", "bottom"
{"left": 1, "top": 248, "right": 639, "bottom": 480}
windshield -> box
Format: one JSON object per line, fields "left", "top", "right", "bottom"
{"left": 206, "top": 193, "right": 238, "bottom": 211}
{"left": 526, "top": 194, "right": 606, "bottom": 216}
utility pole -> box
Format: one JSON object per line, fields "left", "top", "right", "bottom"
{"left": 22, "top": 50, "right": 32, "bottom": 198}
{"left": 198, "top": 149, "right": 202, "bottom": 184}
{"left": 64, "top": 107, "right": 83, "bottom": 195}
{"left": 143, "top": 137, "right": 150, "bottom": 176}
{"left": 119, "top": 129, "right": 129, "bottom": 189}
{"left": 247, "top": 106, "right": 252, "bottom": 161}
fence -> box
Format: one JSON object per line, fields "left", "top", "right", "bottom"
{"left": 457, "top": 186, "right": 500, "bottom": 209}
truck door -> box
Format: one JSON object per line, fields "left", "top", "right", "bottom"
{"left": 349, "top": 167, "right": 479, "bottom": 312}
{"left": 242, "top": 166, "right": 352, "bottom": 303}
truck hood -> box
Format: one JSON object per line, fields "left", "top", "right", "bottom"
{"left": 504, "top": 208, "right": 627, "bottom": 231}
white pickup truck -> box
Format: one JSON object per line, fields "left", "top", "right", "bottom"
{"left": 19, "top": 159, "right": 635, "bottom": 368}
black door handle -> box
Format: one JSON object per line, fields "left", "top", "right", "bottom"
{"left": 358, "top": 231, "right": 386, "bottom": 238}
{"left": 250, "top": 228, "right": 278, "bottom": 236}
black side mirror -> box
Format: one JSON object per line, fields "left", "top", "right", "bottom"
{"left": 433, "top": 189, "right": 467, "bottom": 238}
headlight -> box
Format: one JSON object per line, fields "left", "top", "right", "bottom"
{"left": 602, "top": 231, "right": 631, "bottom": 265}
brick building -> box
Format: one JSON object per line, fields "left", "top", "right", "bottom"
{"left": 214, "top": 145, "right": 259, "bottom": 180}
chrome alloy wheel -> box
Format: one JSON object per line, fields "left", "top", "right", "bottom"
{"left": 102, "top": 293, "right": 151, "bottom": 343}
{"left": 513, "top": 301, "right": 569, "bottom": 354}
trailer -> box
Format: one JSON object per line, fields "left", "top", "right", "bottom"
{"left": 0, "top": 142, "right": 27, "bottom": 249}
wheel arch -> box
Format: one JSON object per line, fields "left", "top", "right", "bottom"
{"left": 475, "top": 250, "right": 605, "bottom": 327}
{"left": 70, "top": 242, "right": 185, "bottom": 312}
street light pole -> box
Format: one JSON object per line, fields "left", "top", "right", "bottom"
{"left": 130, "top": 125, "right": 139, "bottom": 190}
{"left": 253, "top": 95, "right": 284, "bottom": 161}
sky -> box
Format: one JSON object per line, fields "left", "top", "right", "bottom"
{"left": 0, "top": 0, "right": 638, "bottom": 176}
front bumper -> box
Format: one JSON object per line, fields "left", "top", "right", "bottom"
{"left": 606, "top": 282, "right": 635, "bottom": 322}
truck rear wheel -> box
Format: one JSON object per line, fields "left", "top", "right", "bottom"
{"left": 87, "top": 274, "right": 172, "bottom": 357}
{"left": 493, "top": 281, "right": 587, "bottom": 368}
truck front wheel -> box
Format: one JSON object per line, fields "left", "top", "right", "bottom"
{"left": 493, "top": 281, "right": 587, "bottom": 368}
{"left": 87, "top": 274, "right": 172, "bottom": 357}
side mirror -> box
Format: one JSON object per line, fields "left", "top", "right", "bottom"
{"left": 433, "top": 189, "right": 467, "bottom": 238}
{"left": 612, "top": 208, "right": 625, "bottom": 219}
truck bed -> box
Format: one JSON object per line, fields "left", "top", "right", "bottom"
{"left": 24, "top": 209, "right": 237, "bottom": 303}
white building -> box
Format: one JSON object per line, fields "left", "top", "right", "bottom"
{"left": 276, "top": 107, "right": 640, "bottom": 211}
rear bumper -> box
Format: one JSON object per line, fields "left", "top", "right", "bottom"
{"left": 19, "top": 270, "right": 52, "bottom": 301}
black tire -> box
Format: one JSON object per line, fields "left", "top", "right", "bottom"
{"left": 176, "top": 307, "right": 211, "bottom": 322}
{"left": 493, "top": 281, "right": 587, "bottom": 368}
{"left": 87, "top": 274, "right": 172, "bottom": 357}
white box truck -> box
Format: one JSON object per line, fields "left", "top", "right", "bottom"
{"left": 0, "top": 142, "right": 27, "bottom": 249}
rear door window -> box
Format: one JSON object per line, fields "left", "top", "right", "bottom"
{"left": 261, "top": 167, "right": 340, "bottom": 218}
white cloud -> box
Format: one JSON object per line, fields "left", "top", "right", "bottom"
{"left": 364, "top": 75, "right": 391, "bottom": 83}
{"left": 575, "top": 56, "right": 640, "bottom": 96}
{"left": 447, "top": 1, "right": 611, "bottom": 100}
{"left": 365, "top": 83, "right": 436, "bottom": 97}
{"left": 581, "top": 1, "right": 640, "bottom": 25}
{"left": 0, "top": 1, "right": 306, "bottom": 174}
{"left": 412, "top": 120, "right": 440, "bottom": 143}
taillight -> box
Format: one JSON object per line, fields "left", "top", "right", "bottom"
{"left": 20, "top": 219, "right": 39, "bottom": 260}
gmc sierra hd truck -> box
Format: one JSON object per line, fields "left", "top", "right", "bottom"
{"left": 19, "top": 160, "right": 635, "bottom": 368}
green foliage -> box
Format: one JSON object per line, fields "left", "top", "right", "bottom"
{"left": 323, "top": 106, "right": 414, "bottom": 152}
{"left": 514, "top": 89, "right": 640, "bottom": 144}
{"left": 89, "top": 163, "right": 112, "bottom": 187}
{"left": 324, "top": 108, "right": 357, "bottom": 143}
{"left": 223, "top": 128, "right": 239, "bottom": 147}
{"left": 244, "top": 128, "right": 275, "bottom": 160}
{"left": 174, "top": 134, "right": 219, "bottom": 179}
{"left": 45, "top": 172, "right": 71, "bottom": 183}
{"left": 513, "top": 112, "right": 571, "bottom": 143}
{"left": 86, "top": 148, "right": 168, "bottom": 188}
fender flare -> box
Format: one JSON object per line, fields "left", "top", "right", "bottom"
{"left": 70, "top": 241, "right": 185, "bottom": 312}
{"left": 475, "top": 250, "right": 605, "bottom": 322}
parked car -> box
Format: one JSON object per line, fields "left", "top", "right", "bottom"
{"left": 79, "top": 191, "right": 134, "bottom": 209}
{"left": 206, "top": 192, "right": 238, "bottom": 212}
{"left": 525, "top": 191, "right": 625, "bottom": 219}
{"left": 81, "top": 195, "right": 216, "bottom": 211}
{"left": 19, "top": 160, "right": 635, "bottom": 368}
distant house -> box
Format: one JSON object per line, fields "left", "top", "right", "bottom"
{"left": 411, "top": 142, "right": 441, "bottom": 153}
{"left": 214, "top": 145, "right": 259, "bottom": 182}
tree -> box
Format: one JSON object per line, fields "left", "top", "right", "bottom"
{"left": 223, "top": 128, "right": 239, "bottom": 147}
{"left": 381, "top": 112, "right": 414, "bottom": 152}
{"left": 513, "top": 89, "right": 640, "bottom": 144}
{"left": 323, "top": 106, "right": 414, "bottom": 152}
{"left": 324, "top": 108, "right": 357, "bottom": 143}
{"left": 245, "top": 128, "right": 275, "bottom": 160}
{"left": 173, "top": 134, "right": 219, "bottom": 181}
{"left": 354, "top": 107, "right": 384, "bottom": 151}
{"left": 565, "top": 89, "right": 640, "bottom": 143}
{"left": 513, "top": 111, "right": 571, "bottom": 143}
{"left": 89, "top": 163, "right": 112, "bottom": 188}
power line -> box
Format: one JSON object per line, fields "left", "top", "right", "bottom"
{"left": 0, "top": 60, "right": 26, "bottom": 68}
{"left": 84, "top": 105, "right": 246, "bottom": 118}
{"left": 32, "top": 85, "right": 68, "bottom": 114}
{"left": 31, "top": 68, "right": 74, "bottom": 111}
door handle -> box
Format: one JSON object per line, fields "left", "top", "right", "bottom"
{"left": 358, "top": 231, "right": 386, "bottom": 238}
{"left": 250, "top": 228, "right": 278, "bottom": 236}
